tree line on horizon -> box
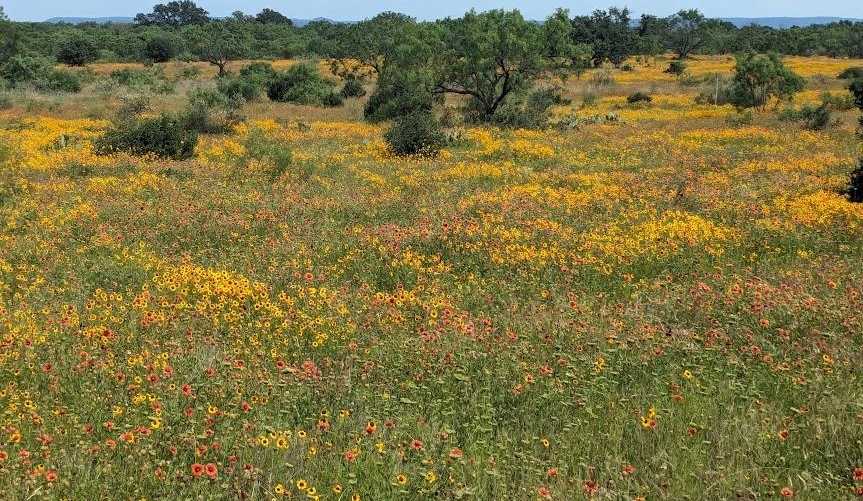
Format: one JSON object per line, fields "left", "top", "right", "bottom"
{"left": 0, "top": 1, "right": 862, "bottom": 68}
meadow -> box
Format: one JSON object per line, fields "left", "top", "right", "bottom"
{"left": 1, "top": 55, "right": 863, "bottom": 500}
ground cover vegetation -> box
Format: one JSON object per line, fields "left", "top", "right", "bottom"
{"left": 0, "top": 2, "right": 863, "bottom": 499}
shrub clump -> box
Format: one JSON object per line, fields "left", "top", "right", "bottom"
{"left": 340, "top": 76, "right": 366, "bottom": 98}
{"left": 56, "top": 35, "right": 98, "bottom": 66}
{"left": 95, "top": 114, "right": 197, "bottom": 160}
{"left": 364, "top": 69, "right": 434, "bottom": 122}
{"left": 847, "top": 159, "right": 863, "bottom": 203}
{"left": 479, "top": 87, "right": 569, "bottom": 129}
{"left": 384, "top": 111, "right": 445, "bottom": 157}
{"left": 181, "top": 88, "right": 245, "bottom": 134}
{"left": 838, "top": 67, "right": 863, "bottom": 80}
{"left": 627, "top": 91, "right": 652, "bottom": 104}
{"left": 728, "top": 52, "right": 804, "bottom": 110}
{"left": 665, "top": 60, "right": 687, "bottom": 76}
{"left": 266, "top": 63, "right": 342, "bottom": 107}
{"left": 0, "top": 55, "right": 81, "bottom": 92}
{"left": 779, "top": 102, "right": 833, "bottom": 130}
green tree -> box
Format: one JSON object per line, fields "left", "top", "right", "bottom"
{"left": 187, "top": 23, "right": 249, "bottom": 77}
{"left": 56, "top": 34, "right": 98, "bottom": 66}
{"left": 144, "top": 36, "right": 176, "bottom": 63}
{"left": 0, "top": 6, "right": 17, "bottom": 65}
{"left": 256, "top": 8, "right": 292, "bottom": 25}
{"left": 666, "top": 9, "right": 709, "bottom": 59}
{"left": 331, "top": 12, "right": 423, "bottom": 77}
{"left": 135, "top": 1, "right": 210, "bottom": 27}
{"left": 637, "top": 14, "right": 668, "bottom": 61}
{"left": 729, "top": 52, "right": 804, "bottom": 111}
{"left": 433, "top": 9, "right": 544, "bottom": 120}
{"left": 572, "top": 8, "right": 636, "bottom": 67}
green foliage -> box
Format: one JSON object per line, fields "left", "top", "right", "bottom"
{"left": 627, "top": 91, "right": 652, "bottom": 104}
{"left": 217, "top": 77, "right": 261, "bottom": 102}
{"left": 666, "top": 9, "right": 709, "bottom": 59}
{"left": 242, "top": 128, "right": 293, "bottom": 181}
{"left": 181, "top": 88, "right": 245, "bottom": 133}
{"left": 364, "top": 67, "right": 434, "bottom": 122}
{"left": 95, "top": 113, "right": 197, "bottom": 160}
{"left": 384, "top": 111, "right": 445, "bottom": 156}
{"left": 480, "top": 87, "right": 566, "bottom": 129}
{"left": 571, "top": 8, "right": 637, "bottom": 66}
{"left": 837, "top": 67, "right": 863, "bottom": 80}
{"left": 266, "top": 63, "right": 342, "bottom": 107}
{"left": 0, "top": 7, "right": 17, "bottom": 66}
{"left": 255, "top": 8, "right": 292, "bottom": 25}
{"left": 144, "top": 36, "right": 176, "bottom": 63}
{"left": 433, "top": 9, "right": 545, "bottom": 120}
{"left": 331, "top": 12, "right": 425, "bottom": 77}
{"left": 56, "top": 35, "right": 98, "bottom": 66}
{"left": 135, "top": 1, "right": 210, "bottom": 26}
{"left": 665, "top": 60, "right": 687, "bottom": 75}
{"left": 0, "top": 55, "right": 81, "bottom": 92}
{"left": 239, "top": 62, "right": 277, "bottom": 85}
{"left": 850, "top": 80, "right": 863, "bottom": 110}
{"left": 729, "top": 52, "right": 805, "bottom": 110}
{"left": 187, "top": 23, "right": 250, "bottom": 76}
{"left": 340, "top": 76, "right": 366, "bottom": 98}
{"left": 778, "top": 103, "right": 833, "bottom": 130}
{"left": 847, "top": 159, "right": 863, "bottom": 203}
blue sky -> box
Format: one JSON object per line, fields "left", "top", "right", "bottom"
{"left": 3, "top": 0, "right": 863, "bottom": 22}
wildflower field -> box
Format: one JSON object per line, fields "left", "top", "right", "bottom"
{"left": 1, "top": 55, "right": 863, "bottom": 500}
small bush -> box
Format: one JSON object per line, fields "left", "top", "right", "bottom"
{"left": 266, "top": 64, "right": 341, "bottom": 106}
{"left": 627, "top": 92, "right": 652, "bottom": 104}
{"left": 218, "top": 77, "right": 261, "bottom": 102}
{"left": 239, "top": 62, "right": 277, "bottom": 87}
{"left": 665, "top": 61, "right": 687, "bottom": 76}
{"left": 40, "top": 69, "right": 81, "bottom": 93}
{"left": 364, "top": 69, "right": 435, "bottom": 122}
{"left": 0, "top": 55, "right": 51, "bottom": 86}
{"left": 340, "top": 77, "right": 366, "bottom": 98}
{"left": 581, "top": 92, "right": 597, "bottom": 107}
{"left": 56, "top": 35, "right": 98, "bottom": 66}
{"left": 819, "top": 91, "right": 856, "bottom": 111}
{"left": 384, "top": 111, "right": 445, "bottom": 157}
{"left": 95, "top": 114, "right": 197, "bottom": 160}
{"left": 726, "top": 110, "right": 753, "bottom": 126}
{"left": 851, "top": 80, "right": 863, "bottom": 110}
{"left": 181, "top": 88, "right": 244, "bottom": 134}
{"left": 242, "top": 129, "right": 293, "bottom": 181}
{"left": 621, "top": 63, "right": 634, "bottom": 72}
{"left": 838, "top": 67, "right": 863, "bottom": 80}
{"left": 847, "top": 159, "right": 863, "bottom": 203}
{"left": 591, "top": 68, "right": 615, "bottom": 87}
{"left": 0, "top": 93, "right": 11, "bottom": 110}
{"left": 482, "top": 87, "right": 568, "bottom": 129}
{"left": 778, "top": 103, "right": 833, "bottom": 130}
{"left": 116, "top": 95, "right": 151, "bottom": 120}
{"left": 144, "top": 37, "right": 176, "bottom": 63}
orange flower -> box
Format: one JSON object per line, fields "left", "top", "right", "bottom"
{"left": 448, "top": 447, "right": 464, "bottom": 459}
{"left": 45, "top": 470, "right": 58, "bottom": 482}
{"left": 364, "top": 421, "right": 377, "bottom": 435}
{"left": 537, "top": 486, "right": 552, "bottom": 499}
{"left": 410, "top": 439, "right": 424, "bottom": 451}
{"left": 854, "top": 467, "right": 863, "bottom": 481}
{"left": 622, "top": 464, "right": 636, "bottom": 476}
{"left": 191, "top": 463, "right": 205, "bottom": 478}
{"left": 780, "top": 487, "right": 794, "bottom": 498}
{"left": 205, "top": 463, "right": 218, "bottom": 479}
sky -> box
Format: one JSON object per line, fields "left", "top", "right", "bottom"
{"left": 2, "top": 0, "right": 863, "bottom": 22}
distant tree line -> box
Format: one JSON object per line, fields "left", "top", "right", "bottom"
{"left": 1, "top": 2, "right": 863, "bottom": 69}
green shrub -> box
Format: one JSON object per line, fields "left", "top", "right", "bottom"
{"left": 819, "top": 91, "right": 856, "bottom": 111}
{"left": 40, "top": 69, "right": 81, "bottom": 93}
{"left": 665, "top": 61, "right": 687, "bottom": 76}
{"left": 0, "top": 93, "right": 10, "bottom": 110}
{"left": 729, "top": 52, "right": 804, "bottom": 110}
{"left": 0, "top": 55, "right": 51, "bottom": 86}
{"left": 218, "top": 77, "right": 261, "bottom": 102}
{"left": 384, "top": 111, "right": 445, "bottom": 157}
{"left": 95, "top": 114, "right": 197, "bottom": 160}
{"left": 851, "top": 80, "right": 863, "bottom": 110}
{"left": 838, "top": 67, "right": 863, "bottom": 80}
{"left": 621, "top": 63, "right": 634, "bottom": 72}
{"left": 480, "top": 87, "right": 567, "bottom": 129}
{"left": 847, "top": 159, "right": 863, "bottom": 203}
{"left": 56, "top": 35, "right": 98, "bottom": 66}
{"left": 340, "top": 77, "right": 366, "bottom": 98}
{"left": 144, "top": 37, "right": 176, "bottom": 63}
{"left": 239, "top": 62, "right": 277, "bottom": 86}
{"left": 364, "top": 69, "right": 434, "bottom": 122}
{"left": 726, "top": 110, "right": 753, "bottom": 126}
{"left": 242, "top": 129, "right": 293, "bottom": 181}
{"left": 627, "top": 92, "right": 652, "bottom": 104}
{"left": 181, "top": 88, "right": 244, "bottom": 134}
{"left": 778, "top": 103, "right": 833, "bottom": 130}
{"left": 266, "top": 63, "right": 341, "bottom": 106}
